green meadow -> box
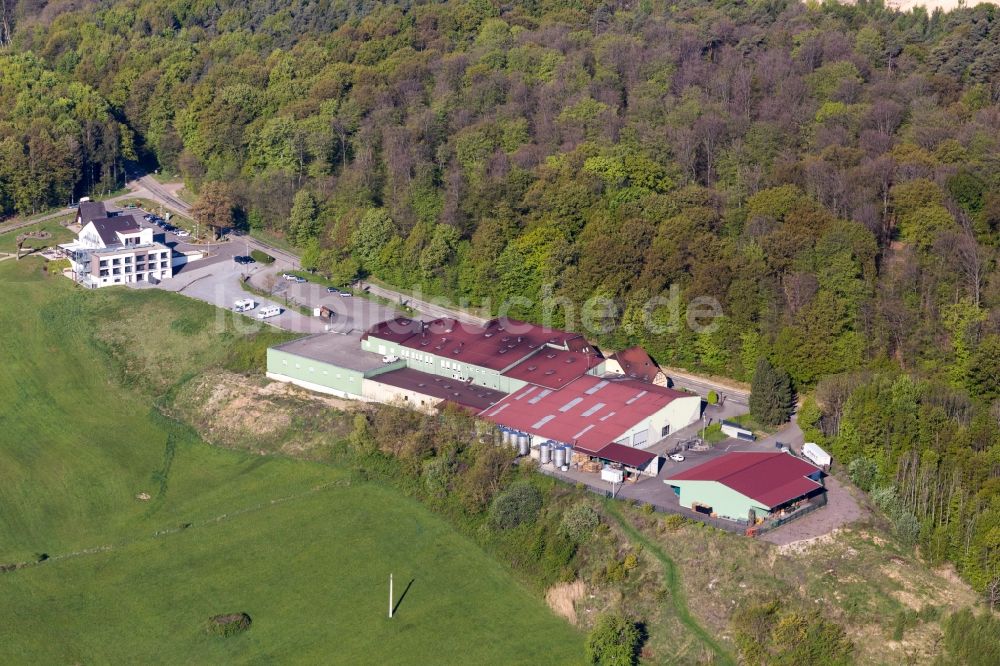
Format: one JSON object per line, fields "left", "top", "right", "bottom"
{"left": 0, "top": 259, "right": 582, "bottom": 664}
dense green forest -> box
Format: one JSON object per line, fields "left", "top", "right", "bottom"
{"left": 1, "top": 0, "right": 998, "bottom": 603}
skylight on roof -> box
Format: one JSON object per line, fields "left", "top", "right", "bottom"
{"left": 488, "top": 403, "right": 509, "bottom": 417}
{"left": 599, "top": 411, "right": 617, "bottom": 421}
{"left": 515, "top": 386, "right": 537, "bottom": 400}
{"left": 572, "top": 424, "right": 595, "bottom": 440}
{"left": 558, "top": 397, "right": 583, "bottom": 412}
{"left": 625, "top": 390, "right": 649, "bottom": 405}
{"left": 532, "top": 414, "right": 556, "bottom": 429}
{"left": 581, "top": 402, "right": 605, "bottom": 417}
{"left": 528, "top": 389, "right": 552, "bottom": 405}
{"left": 585, "top": 380, "right": 609, "bottom": 395}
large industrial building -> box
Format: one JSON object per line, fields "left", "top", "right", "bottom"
{"left": 480, "top": 375, "right": 699, "bottom": 452}
{"left": 360, "top": 316, "right": 601, "bottom": 393}
{"left": 664, "top": 452, "right": 825, "bottom": 523}
{"left": 266, "top": 316, "right": 703, "bottom": 462}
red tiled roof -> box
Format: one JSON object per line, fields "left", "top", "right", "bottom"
{"left": 593, "top": 442, "right": 657, "bottom": 468}
{"left": 610, "top": 346, "right": 661, "bottom": 382}
{"left": 501, "top": 346, "right": 603, "bottom": 389}
{"left": 480, "top": 374, "right": 691, "bottom": 451}
{"left": 365, "top": 316, "right": 594, "bottom": 372}
{"left": 665, "top": 452, "right": 823, "bottom": 509}
{"left": 362, "top": 317, "right": 423, "bottom": 344}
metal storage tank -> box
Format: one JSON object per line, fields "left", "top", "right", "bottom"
{"left": 553, "top": 446, "right": 567, "bottom": 468}
{"left": 502, "top": 430, "right": 513, "bottom": 446}
{"left": 518, "top": 436, "right": 530, "bottom": 457}
{"left": 540, "top": 443, "right": 552, "bottom": 464}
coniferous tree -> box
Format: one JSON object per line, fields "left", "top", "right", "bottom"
{"left": 750, "top": 358, "right": 795, "bottom": 427}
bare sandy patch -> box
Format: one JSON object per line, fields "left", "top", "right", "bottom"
{"left": 546, "top": 580, "right": 586, "bottom": 624}
{"left": 173, "top": 371, "right": 356, "bottom": 452}
{"left": 775, "top": 529, "right": 842, "bottom": 556}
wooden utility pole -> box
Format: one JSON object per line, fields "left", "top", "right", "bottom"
{"left": 389, "top": 573, "right": 394, "bottom": 619}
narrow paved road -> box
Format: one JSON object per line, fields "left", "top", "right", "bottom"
{"left": 135, "top": 175, "right": 192, "bottom": 216}
{"left": 661, "top": 366, "right": 749, "bottom": 406}
{"left": 0, "top": 206, "right": 76, "bottom": 234}
{"left": 358, "top": 280, "right": 487, "bottom": 325}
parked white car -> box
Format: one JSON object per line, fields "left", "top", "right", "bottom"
{"left": 257, "top": 305, "right": 281, "bottom": 319}
{"left": 282, "top": 273, "right": 296, "bottom": 280}
{"left": 382, "top": 355, "right": 399, "bottom": 363}
{"left": 233, "top": 298, "right": 256, "bottom": 313}
{"left": 669, "top": 453, "right": 685, "bottom": 462}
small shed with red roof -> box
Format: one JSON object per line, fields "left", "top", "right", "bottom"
{"left": 591, "top": 442, "right": 662, "bottom": 477}
{"left": 663, "top": 452, "right": 825, "bottom": 523}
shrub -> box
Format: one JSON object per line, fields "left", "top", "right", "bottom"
{"left": 894, "top": 511, "right": 920, "bottom": 546}
{"left": 847, "top": 457, "right": 878, "bottom": 491}
{"left": 206, "top": 613, "right": 252, "bottom": 637}
{"left": 870, "top": 485, "right": 898, "bottom": 513}
{"left": 603, "top": 559, "right": 626, "bottom": 583}
{"left": 707, "top": 389, "right": 718, "bottom": 405}
{"left": 622, "top": 552, "right": 639, "bottom": 571}
{"left": 489, "top": 483, "right": 543, "bottom": 529}
{"left": 586, "top": 613, "right": 641, "bottom": 666}
{"left": 47, "top": 258, "right": 70, "bottom": 273}
{"left": 662, "top": 514, "right": 687, "bottom": 531}
{"left": 250, "top": 249, "right": 274, "bottom": 264}
{"left": 732, "top": 600, "right": 853, "bottom": 666}
{"left": 561, "top": 503, "right": 600, "bottom": 541}
{"left": 940, "top": 608, "right": 1000, "bottom": 666}
{"left": 422, "top": 458, "right": 450, "bottom": 499}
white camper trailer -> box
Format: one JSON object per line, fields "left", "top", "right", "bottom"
{"left": 802, "top": 442, "right": 832, "bottom": 469}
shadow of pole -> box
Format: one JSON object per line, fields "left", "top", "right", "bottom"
{"left": 392, "top": 579, "right": 415, "bottom": 617}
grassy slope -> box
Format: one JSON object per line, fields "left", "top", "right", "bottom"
{"left": 605, "top": 502, "right": 733, "bottom": 665}
{"left": 0, "top": 259, "right": 582, "bottom": 663}
{"left": 0, "top": 217, "right": 74, "bottom": 253}
{"left": 3, "top": 484, "right": 579, "bottom": 664}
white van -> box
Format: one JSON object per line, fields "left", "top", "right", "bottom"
{"left": 257, "top": 305, "right": 281, "bottom": 319}
{"left": 233, "top": 298, "right": 256, "bottom": 313}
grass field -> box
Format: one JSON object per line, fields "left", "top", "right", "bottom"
{"left": 0, "top": 216, "right": 74, "bottom": 253}
{"left": 0, "top": 259, "right": 582, "bottom": 663}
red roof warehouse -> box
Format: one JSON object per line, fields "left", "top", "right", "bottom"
{"left": 480, "top": 374, "right": 694, "bottom": 453}
{"left": 665, "top": 452, "right": 825, "bottom": 520}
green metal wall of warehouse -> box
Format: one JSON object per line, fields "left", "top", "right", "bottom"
{"left": 667, "top": 479, "right": 772, "bottom": 523}
{"left": 266, "top": 348, "right": 365, "bottom": 397}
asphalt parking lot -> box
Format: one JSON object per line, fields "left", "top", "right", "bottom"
{"left": 134, "top": 241, "right": 402, "bottom": 336}
{"left": 170, "top": 263, "right": 326, "bottom": 333}
{"left": 263, "top": 271, "right": 399, "bottom": 334}
{"left": 130, "top": 209, "right": 241, "bottom": 270}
